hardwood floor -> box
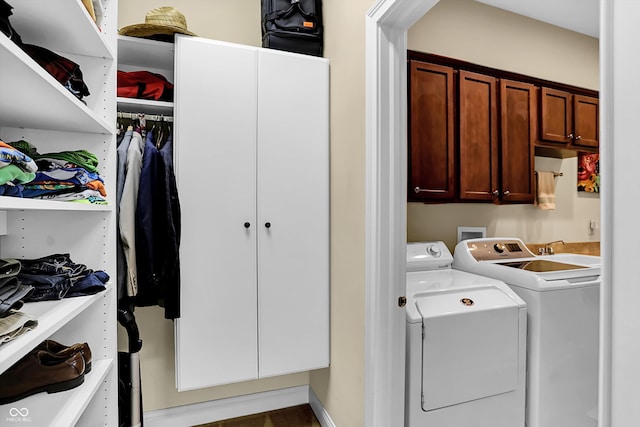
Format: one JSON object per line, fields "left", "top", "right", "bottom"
{"left": 193, "top": 404, "right": 321, "bottom": 427}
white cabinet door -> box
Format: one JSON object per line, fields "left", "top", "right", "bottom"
{"left": 257, "top": 50, "right": 330, "bottom": 377}
{"left": 174, "top": 37, "right": 259, "bottom": 390}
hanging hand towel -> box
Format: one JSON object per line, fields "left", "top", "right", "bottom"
{"left": 536, "top": 171, "right": 556, "bottom": 210}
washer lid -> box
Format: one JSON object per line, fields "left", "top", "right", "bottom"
{"left": 415, "top": 286, "right": 521, "bottom": 319}
{"left": 419, "top": 287, "right": 522, "bottom": 411}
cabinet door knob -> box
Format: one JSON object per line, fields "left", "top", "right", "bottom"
{"left": 567, "top": 133, "right": 574, "bottom": 139}
{"left": 491, "top": 190, "right": 500, "bottom": 196}
{"left": 265, "top": 222, "right": 271, "bottom": 229}
{"left": 503, "top": 190, "right": 510, "bottom": 196}
{"left": 244, "top": 222, "right": 250, "bottom": 228}
{"left": 575, "top": 135, "right": 582, "bottom": 141}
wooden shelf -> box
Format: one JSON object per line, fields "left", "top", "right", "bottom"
{"left": 0, "top": 35, "right": 112, "bottom": 135}
{"left": 0, "top": 286, "right": 113, "bottom": 373}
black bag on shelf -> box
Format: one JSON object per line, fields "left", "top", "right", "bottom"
{"left": 261, "top": 0, "right": 323, "bottom": 57}
{"left": 0, "top": 0, "right": 23, "bottom": 44}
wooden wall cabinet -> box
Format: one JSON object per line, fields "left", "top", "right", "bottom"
{"left": 499, "top": 79, "right": 536, "bottom": 203}
{"left": 539, "top": 87, "right": 599, "bottom": 151}
{"left": 408, "top": 61, "right": 455, "bottom": 201}
{"left": 458, "top": 73, "right": 535, "bottom": 203}
{"left": 408, "top": 51, "right": 597, "bottom": 203}
{"left": 408, "top": 59, "right": 536, "bottom": 204}
{"left": 458, "top": 70, "right": 499, "bottom": 202}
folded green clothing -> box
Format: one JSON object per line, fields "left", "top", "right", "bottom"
{"left": 35, "top": 149, "right": 99, "bottom": 173}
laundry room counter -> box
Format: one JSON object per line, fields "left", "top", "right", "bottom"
{"left": 526, "top": 241, "right": 600, "bottom": 256}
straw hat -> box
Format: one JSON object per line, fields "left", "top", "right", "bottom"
{"left": 119, "top": 7, "right": 196, "bottom": 38}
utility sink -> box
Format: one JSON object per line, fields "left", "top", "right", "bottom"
{"left": 545, "top": 253, "right": 601, "bottom": 267}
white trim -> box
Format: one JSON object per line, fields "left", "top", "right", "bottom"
{"left": 143, "top": 386, "right": 309, "bottom": 427}
{"left": 364, "top": 0, "right": 612, "bottom": 426}
{"left": 598, "top": 1, "right": 613, "bottom": 426}
{"left": 309, "top": 387, "right": 337, "bottom": 427}
{"left": 364, "top": 1, "right": 440, "bottom": 426}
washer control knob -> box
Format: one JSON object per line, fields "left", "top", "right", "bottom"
{"left": 493, "top": 243, "right": 506, "bottom": 253}
{"left": 427, "top": 245, "right": 442, "bottom": 257}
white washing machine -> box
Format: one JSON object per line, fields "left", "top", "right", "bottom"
{"left": 405, "top": 241, "right": 527, "bottom": 427}
{"left": 453, "top": 237, "right": 601, "bottom": 427}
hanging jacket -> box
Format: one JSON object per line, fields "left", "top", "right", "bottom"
{"left": 134, "top": 130, "right": 181, "bottom": 319}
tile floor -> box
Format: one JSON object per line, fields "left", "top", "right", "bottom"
{"left": 194, "top": 404, "right": 321, "bottom": 427}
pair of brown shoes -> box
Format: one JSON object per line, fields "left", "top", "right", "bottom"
{"left": 0, "top": 340, "right": 92, "bottom": 404}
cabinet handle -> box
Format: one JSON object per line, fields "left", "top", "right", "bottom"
{"left": 503, "top": 190, "right": 511, "bottom": 197}
{"left": 567, "top": 133, "right": 574, "bottom": 139}
{"left": 575, "top": 135, "right": 582, "bottom": 141}
{"left": 244, "top": 222, "right": 250, "bottom": 228}
{"left": 265, "top": 222, "right": 271, "bottom": 229}
{"left": 414, "top": 187, "right": 429, "bottom": 193}
{"left": 491, "top": 190, "right": 499, "bottom": 196}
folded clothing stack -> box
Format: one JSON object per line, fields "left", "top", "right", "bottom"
{"left": 5, "top": 140, "right": 108, "bottom": 204}
{"left": 0, "top": 258, "right": 33, "bottom": 318}
{"left": 0, "top": 139, "right": 38, "bottom": 197}
{"left": 17, "top": 253, "right": 109, "bottom": 302}
{"left": 0, "top": 339, "right": 92, "bottom": 404}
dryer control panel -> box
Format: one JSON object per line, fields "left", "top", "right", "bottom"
{"left": 462, "top": 238, "right": 536, "bottom": 261}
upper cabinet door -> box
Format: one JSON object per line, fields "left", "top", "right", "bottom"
{"left": 458, "top": 70, "right": 499, "bottom": 201}
{"left": 500, "top": 79, "right": 536, "bottom": 203}
{"left": 174, "top": 37, "right": 259, "bottom": 390}
{"left": 256, "top": 49, "right": 330, "bottom": 378}
{"left": 408, "top": 60, "right": 455, "bottom": 201}
{"left": 539, "top": 87, "right": 573, "bottom": 144}
{"left": 573, "top": 95, "right": 599, "bottom": 149}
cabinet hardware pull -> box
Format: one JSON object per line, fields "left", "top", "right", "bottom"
{"left": 265, "top": 222, "right": 271, "bottom": 228}
{"left": 244, "top": 222, "right": 250, "bottom": 228}
{"left": 503, "top": 190, "right": 510, "bottom": 196}
{"left": 491, "top": 190, "right": 499, "bottom": 196}
{"left": 567, "top": 133, "right": 574, "bottom": 139}
{"left": 414, "top": 187, "right": 429, "bottom": 193}
{"left": 575, "top": 135, "right": 582, "bottom": 141}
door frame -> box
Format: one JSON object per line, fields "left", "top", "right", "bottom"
{"left": 364, "top": 0, "right": 614, "bottom": 426}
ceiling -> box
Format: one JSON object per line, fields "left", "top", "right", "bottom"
{"left": 474, "top": 0, "right": 599, "bottom": 38}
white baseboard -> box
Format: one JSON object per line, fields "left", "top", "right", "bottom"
{"left": 309, "top": 387, "right": 337, "bottom": 427}
{"left": 143, "top": 385, "right": 335, "bottom": 427}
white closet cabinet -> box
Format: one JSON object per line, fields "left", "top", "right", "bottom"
{"left": 174, "top": 37, "right": 330, "bottom": 390}
{"left": 0, "top": 0, "right": 117, "bottom": 426}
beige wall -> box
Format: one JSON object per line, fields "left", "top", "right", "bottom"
{"left": 118, "top": 1, "right": 368, "bottom": 426}
{"left": 408, "top": 0, "right": 600, "bottom": 250}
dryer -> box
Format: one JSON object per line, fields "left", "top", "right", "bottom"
{"left": 405, "top": 241, "right": 526, "bottom": 427}
{"left": 453, "top": 237, "right": 600, "bottom": 427}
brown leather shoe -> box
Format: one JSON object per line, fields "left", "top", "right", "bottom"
{"left": 0, "top": 350, "right": 85, "bottom": 404}
{"left": 36, "top": 339, "right": 92, "bottom": 373}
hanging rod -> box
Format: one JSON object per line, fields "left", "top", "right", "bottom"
{"left": 117, "top": 111, "right": 173, "bottom": 123}
{"left": 535, "top": 170, "right": 563, "bottom": 177}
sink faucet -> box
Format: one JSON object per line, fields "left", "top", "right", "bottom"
{"left": 539, "top": 240, "right": 565, "bottom": 255}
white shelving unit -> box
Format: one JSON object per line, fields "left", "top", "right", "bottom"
{"left": 117, "top": 35, "right": 175, "bottom": 116}
{"left": 0, "top": 0, "right": 117, "bottom": 425}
